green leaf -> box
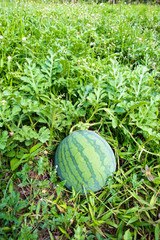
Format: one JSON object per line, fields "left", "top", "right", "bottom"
{"left": 0, "top": 131, "right": 8, "bottom": 150}
{"left": 36, "top": 157, "right": 46, "bottom": 175}
{"left": 10, "top": 154, "right": 29, "bottom": 171}
{"left": 105, "top": 220, "right": 118, "bottom": 228}
{"left": 155, "top": 224, "right": 160, "bottom": 240}
{"left": 58, "top": 226, "right": 70, "bottom": 239}
{"left": 12, "top": 105, "right": 21, "bottom": 115}
{"left": 30, "top": 142, "right": 42, "bottom": 154}
{"left": 101, "top": 212, "right": 113, "bottom": 220}
{"left": 14, "top": 126, "right": 38, "bottom": 142}
{"left": 79, "top": 215, "right": 90, "bottom": 223}
{"left": 117, "top": 221, "right": 125, "bottom": 240}
{"left": 9, "top": 179, "right": 14, "bottom": 193}
{"left": 153, "top": 177, "right": 160, "bottom": 184}
{"left": 112, "top": 117, "right": 118, "bottom": 128}
{"left": 36, "top": 200, "right": 41, "bottom": 217}
{"left": 124, "top": 229, "right": 132, "bottom": 240}
{"left": 88, "top": 203, "right": 95, "bottom": 221}
{"left": 38, "top": 127, "right": 50, "bottom": 143}
{"left": 150, "top": 194, "right": 157, "bottom": 207}
{"left": 49, "top": 231, "right": 54, "bottom": 240}
{"left": 10, "top": 158, "right": 22, "bottom": 171}
{"left": 74, "top": 225, "right": 85, "bottom": 240}
{"left": 126, "top": 207, "right": 139, "bottom": 214}
{"left": 5, "top": 150, "right": 16, "bottom": 157}
{"left": 1, "top": 227, "right": 11, "bottom": 232}
{"left": 127, "top": 215, "right": 139, "bottom": 225}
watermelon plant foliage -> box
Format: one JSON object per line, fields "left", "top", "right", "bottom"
{"left": 55, "top": 130, "right": 116, "bottom": 193}
{"left": 0, "top": 1, "right": 160, "bottom": 239}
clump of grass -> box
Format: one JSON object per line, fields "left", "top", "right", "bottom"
{"left": 0, "top": 1, "right": 160, "bottom": 239}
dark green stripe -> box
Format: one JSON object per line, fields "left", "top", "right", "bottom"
{"left": 61, "top": 139, "right": 78, "bottom": 185}
{"left": 67, "top": 137, "right": 87, "bottom": 189}
{"left": 71, "top": 133, "right": 100, "bottom": 190}
{"left": 55, "top": 144, "right": 63, "bottom": 176}
{"left": 56, "top": 137, "right": 88, "bottom": 192}
{"left": 65, "top": 138, "right": 87, "bottom": 191}
{"left": 73, "top": 131, "right": 115, "bottom": 187}
{"left": 56, "top": 140, "right": 70, "bottom": 183}
{"left": 78, "top": 131, "right": 116, "bottom": 172}
{"left": 84, "top": 131, "right": 116, "bottom": 178}
{"left": 86, "top": 131, "right": 116, "bottom": 161}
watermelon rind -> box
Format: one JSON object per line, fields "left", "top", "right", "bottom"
{"left": 55, "top": 130, "right": 116, "bottom": 193}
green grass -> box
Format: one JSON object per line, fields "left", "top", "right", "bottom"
{"left": 0, "top": 1, "right": 160, "bottom": 239}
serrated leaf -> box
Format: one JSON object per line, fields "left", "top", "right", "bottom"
{"left": 14, "top": 125, "right": 39, "bottom": 142}
{"left": 5, "top": 150, "right": 16, "bottom": 157}
{"left": 12, "top": 105, "right": 21, "bottom": 115}
{"left": 38, "top": 127, "right": 50, "bottom": 143}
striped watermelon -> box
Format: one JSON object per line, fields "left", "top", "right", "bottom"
{"left": 55, "top": 130, "right": 116, "bottom": 193}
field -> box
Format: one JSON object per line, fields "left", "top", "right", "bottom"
{"left": 0, "top": 1, "right": 160, "bottom": 239}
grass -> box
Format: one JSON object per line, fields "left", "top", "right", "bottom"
{"left": 0, "top": 1, "right": 160, "bottom": 239}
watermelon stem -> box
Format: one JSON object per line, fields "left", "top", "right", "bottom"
{"left": 120, "top": 124, "right": 160, "bottom": 157}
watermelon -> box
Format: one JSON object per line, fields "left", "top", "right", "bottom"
{"left": 55, "top": 130, "right": 116, "bottom": 193}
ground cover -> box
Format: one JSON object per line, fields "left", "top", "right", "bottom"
{"left": 0, "top": 1, "right": 160, "bottom": 239}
